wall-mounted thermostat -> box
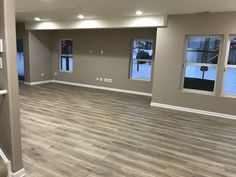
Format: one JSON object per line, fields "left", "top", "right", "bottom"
{"left": 0, "top": 39, "right": 3, "bottom": 53}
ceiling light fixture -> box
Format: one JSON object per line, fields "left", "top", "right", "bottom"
{"left": 34, "top": 17, "right": 41, "bottom": 21}
{"left": 78, "top": 14, "right": 84, "bottom": 19}
{"left": 136, "top": 10, "right": 143, "bottom": 16}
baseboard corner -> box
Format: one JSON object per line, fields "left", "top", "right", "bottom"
{"left": 11, "top": 168, "right": 26, "bottom": 177}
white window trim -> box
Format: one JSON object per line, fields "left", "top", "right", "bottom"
{"left": 59, "top": 39, "right": 73, "bottom": 73}
{"left": 129, "top": 39, "right": 154, "bottom": 82}
{"left": 221, "top": 35, "right": 236, "bottom": 97}
{"left": 181, "top": 35, "right": 223, "bottom": 95}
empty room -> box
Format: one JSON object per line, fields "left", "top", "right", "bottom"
{"left": 1, "top": 0, "right": 236, "bottom": 177}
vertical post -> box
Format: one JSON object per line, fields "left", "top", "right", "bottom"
{"left": 0, "top": 0, "right": 24, "bottom": 174}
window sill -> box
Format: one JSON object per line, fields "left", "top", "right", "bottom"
{"left": 180, "top": 89, "right": 215, "bottom": 96}
{"left": 60, "top": 70, "right": 73, "bottom": 73}
{"left": 130, "top": 78, "right": 151, "bottom": 82}
{"left": 221, "top": 94, "right": 236, "bottom": 99}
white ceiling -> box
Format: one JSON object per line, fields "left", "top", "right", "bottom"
{"left": 15, "top": 0, "right": 236, "bottom": 22}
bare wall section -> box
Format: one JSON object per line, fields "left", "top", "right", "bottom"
{"left": 152, "top": 12, "right": 236, "bottom": 115}
{"left": 52, "top": 28, "right": 156, "bottom": 93}
{"left": 28, "top": 31, "right": 52, "bottom": 82}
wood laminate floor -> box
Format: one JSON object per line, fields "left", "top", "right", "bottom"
{"left": 20, "top": 83, "right": 236, "bottom": 177}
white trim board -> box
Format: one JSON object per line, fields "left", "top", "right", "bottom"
{"left": 151, "top": 102, "right": 236, "bottom": 120}
{"left": 23, "top": 80, "right": 152, "bottom": 96}
{"left": 24, "top": 80, "right": 52, "bottom": 86}
{"left": 52, "top": 80, "right": 152, "bottom": 97}
{"left": 0, "top": 149, "right": 26, "bottom": 177}
{"left": 11, "top": 169, "right": 26, "bottom": 177}
{"left": 0, "top": 149, "right": 9, "bottom": 165}
{"left": 0, "top": 149, "right": 11, "bottom": 177}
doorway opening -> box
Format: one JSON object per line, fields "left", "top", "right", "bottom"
{"left": 17, "top": 38, "right": 24, "bottom": 81}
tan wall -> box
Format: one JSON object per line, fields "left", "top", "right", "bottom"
{"left": 152, "top": 12, "right": 236, "bottom": 115}
{"left": 28, "top": 31, "right": 52, "bottom": 82}
{"left": 15, "top": 27, "right": 52, "bottom": 82}
{"left": 52, "top": 28, "right": 156, "bottom": 93}
{"left": 0, "top": 0, "right": 23, "bottom": 172}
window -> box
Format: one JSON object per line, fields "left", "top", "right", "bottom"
{"left": 60, "top": 39, "right": 73, "bottom": 72}
{"left": 130, "top": 40, "right": 154, "bottom": 81}
{"left": 223, "top": 37, "right": 236, "bottom": 95}
{"left": 183, "top": 36, "right": 222, "bottom": 92}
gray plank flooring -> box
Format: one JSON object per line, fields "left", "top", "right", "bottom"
{"left": 20, "top": 83, "right": 236, "bottom": 177}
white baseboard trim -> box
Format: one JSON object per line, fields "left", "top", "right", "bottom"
{"left": 0, "top": 149, "right": 12, "bottom": 177}
{"left": 24, "top": 80, "right": 52, "bottom": 86}
{"left": 52, "top": 80, "right": 152, "bottom": 96}
{"left": 0, "top": 149, "right": 9, "bottom": 164}
{"left": 151, "top": 102, "right": 236, "bottom": 120}
{"left": 11, "top": 168, "right": 26, "bottom": 177}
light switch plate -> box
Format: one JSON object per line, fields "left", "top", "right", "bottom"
{"left": 0, "top": 57, "right": 3, "bottom": 69}
{"left": 0, "top": 39, "right": 3, "bottom": 53}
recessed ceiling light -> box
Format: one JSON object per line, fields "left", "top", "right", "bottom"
{"left": 34, "top": 17, "right": 41, "bottom": 21}
{"left": 78, "top": 14, "right": 84, "bottom": 19}
{"left": 136, "top": 10, "right": 143, "bottom": 16}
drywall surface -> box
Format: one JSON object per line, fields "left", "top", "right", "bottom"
{"left": 28, "top": 31, "right": 52, "bottom": 82}
{"left": 152, "top": 12, "right": 236, "bottom": 115}
{"left": 52, "top": 28, "right": 156, "bottom": 93}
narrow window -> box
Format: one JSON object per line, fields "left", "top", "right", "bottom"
{"left": 60, "top": 39, "right": 73, "bottom": 72}
{"left": 130, "top": 40, "right": 154, "bottom": 81}
{"left": 223, "top": 37, "right": 236, "bottom": 95}
{"left": 183, "top": 36, "right": 221, "bottom": 92}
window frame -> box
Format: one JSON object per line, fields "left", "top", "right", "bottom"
{"left": 222, "top": 35, "right": 236, "bottom": 98}
{"left": 181, "top": 35, "right": 223, "bottom": 95}
{"left": 129, "top": 39, "right": 155, "bottom": 82}
{"left": 59, "top": 39, "right": 73, "bottom": 73}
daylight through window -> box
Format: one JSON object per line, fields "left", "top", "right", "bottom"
{"left": 130, "top": 40, "right": 154, "bottom": 81}
{"left": 60, "top": 39, "right": 73, "bottom": 72}
{"left": 223, "top": 37, "right": 236, "bottom": 95}
{"left": 183, "top": 36, "right": 221, "bottom": 92}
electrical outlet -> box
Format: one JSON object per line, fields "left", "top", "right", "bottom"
{"left": 100, "top": 50, "right": 104, "bottom": 54}
{"left": 104, "top": 78, "right": 112, "bottom": 83}
{"left": 41, "top": 73, "right": 45, "bottom": 77}
{"left": 54, "top": 72, "right": 58, "bottom": 76}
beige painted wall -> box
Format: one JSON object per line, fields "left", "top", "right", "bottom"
{"left": 28, "top": 31, "right": 52, "bottom": 82}
{"left": 52, "top": 28, "right": 156, "bottom": 93}
{"left": 15, "top": 26, "right": 52, "bottom": 82}
{"left": 0, "top": 0, "right": 23, "bottom": 172}
{"left": 152, "top": 12, "right": 236, "bottom": 115}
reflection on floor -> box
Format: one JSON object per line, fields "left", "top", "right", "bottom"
{"left": 20, "top": 83, "right": 236, "bottom": 177}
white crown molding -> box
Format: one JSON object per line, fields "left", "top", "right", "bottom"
{"left": 25, "top": 15, "right": 167, "bottom": 30}
{"left": 151, "top": 102, "right": 236, "bottom": 120}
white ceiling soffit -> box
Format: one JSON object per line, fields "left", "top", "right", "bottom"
{"left": 16, "top": 0, "right": 236, "bottom": 22}
{"left": 25, "top": 16, "right": 167, "bottom": 30}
